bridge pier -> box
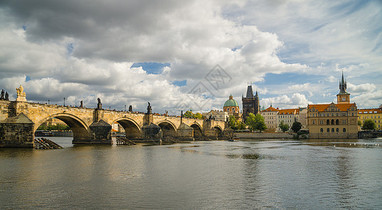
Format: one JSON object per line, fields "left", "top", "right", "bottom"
{"left": 73, "top": 120, "right": 112, "bottom": 145}
{"left": 0, "top": 113, "right": 34, "bottom": 148}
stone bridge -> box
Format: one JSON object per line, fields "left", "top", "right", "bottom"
{"left": 0, "top": 100, "right": 226, "bottom": 148}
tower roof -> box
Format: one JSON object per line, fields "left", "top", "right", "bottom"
{"left": 245, "top": 85, "right": 254, "bottom": 98}
{"left": 339, "top": 71, "right": 348, "bottom": 94}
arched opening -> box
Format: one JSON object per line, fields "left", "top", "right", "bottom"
{"left": 158, "top": 121, "right": 177, "bottom": 139}
{"left": 35, "top": 114, "right": 91, "bottom": 145}
{"left": 336, "top": 119, "right": 339, "bottom": 125}
{"left": 331, "top": 119, "right": 334, "bottom": 125}
{"left": 327, "top": 119, "right": 330, "bottom": 125}
{"left": 214, "top": 126, "right": 223, "bottom": 139}
{"left": 114, "top": 118, "right": 141, "bottom": 139}
{"left": 191, "top": 123, "right": 203, "bottom": 140}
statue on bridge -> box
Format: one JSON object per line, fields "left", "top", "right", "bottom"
{"left": 5, "top": 92, "right": 8, "bottom": 101}
{"left": 16, "top": 85, "right": 26, "bottom": 102}
{"left": 97, "top": 98, "right": 102, "bottom": 110}
{"left": 128, "top": 105, "right": 133, "bottom": 112}
{"left": 1, "top": 89, "right": 4, "bottom": 100}
{"left": 147, "top": 102, "right": 152, "bottom": 114}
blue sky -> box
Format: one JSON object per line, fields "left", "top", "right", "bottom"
{"left": 0, "top": 0, "right": 381, "bottom": 113}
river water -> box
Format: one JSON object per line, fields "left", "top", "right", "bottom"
{"left": 1, "top": 137, "right": 381, "bottom": 209}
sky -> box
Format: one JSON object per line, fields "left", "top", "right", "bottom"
{"left": 0, "top": 0, "right": 381, "bottom": 114}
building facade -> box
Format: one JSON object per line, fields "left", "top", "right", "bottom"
{"left": 204, "top": 110, "right": 229, "bottom": 122}
{"left": 277, "top": 109, "right": 299, "bottom": 132}
{"left": 242, "top": 85, "right": 260, "bottom": 122}
{"left": 298, "top": 108, "right": 308, "bottom": 129}
{"left": 358, "top": 107, "right": 382, "bottom": 130}
{"left": 260, "top": 106, "right": 279, "bottom": 131}
{"left": 307, "top": 73, "right": 358, "bottom": 138}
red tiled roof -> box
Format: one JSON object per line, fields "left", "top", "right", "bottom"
{"left": 308, "top": 103, "right": 356, "bottom": 112}
{"left": 278, "top": 108, "right": 299, "bottom": 115}
{"left": 358, "top": 108, "right": 382, "bottom": 114}
{"left": 261, "top": 106, "right": 279, "bottom": 112}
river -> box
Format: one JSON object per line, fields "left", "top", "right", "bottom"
{"left": 1, "top": 137, "right": 381, "bottom": 209}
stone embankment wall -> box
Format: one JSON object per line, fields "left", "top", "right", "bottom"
{"left": 235, "top": 132, "right": 294, "bottom": 139}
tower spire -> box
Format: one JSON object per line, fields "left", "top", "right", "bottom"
{"left": 339, "top": 71, "right": 347, "bottom": 94}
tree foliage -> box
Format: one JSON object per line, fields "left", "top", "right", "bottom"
{"left": 291, "top": 121, "right": 302, "bottom": 133}
{"left": 246, "top": 113, "right": 267, "bottom": 132}
{"left": 362, "top": 119, "right": 376, "bottom": 130}
{"left": 279, "top": 120, "right": 289, "bottom": 132}
{"left": 228, "top": 115, "right": 246, "bottom": 130}
{"left": 183, "top": 110, "right": 203, "bottom": 119}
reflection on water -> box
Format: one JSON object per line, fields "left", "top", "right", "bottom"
{"left": 0, "top": 137, "right": 381, "bottom": 209}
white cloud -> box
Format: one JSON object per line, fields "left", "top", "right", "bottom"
{"left": 0, "top": 0, "right": 380, "bottom": 113}
{"left": 261, "top": 93, "right": 311, "bottom": 109}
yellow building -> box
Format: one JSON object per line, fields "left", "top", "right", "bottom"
{"left": 358, "top": 107, "right": 382, "bottom": 130}
{"left": 307, "top": 73, "right": 358, "bottom": 139}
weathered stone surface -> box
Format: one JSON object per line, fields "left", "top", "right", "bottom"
{"left": 177, "top": 123, "right": 194, "bottom": 141}
{"left": 87, "top": 120, "right": 112, "bottom": 144}
{"left": 142, "top": 123, "right": 161, "bottom": 140}
{"left": 0, "top": 113, "right": 34, "bottom": 148}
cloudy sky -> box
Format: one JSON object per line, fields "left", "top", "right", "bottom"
{"left": 0, "top": 0, "right": 381, "bottom": 114}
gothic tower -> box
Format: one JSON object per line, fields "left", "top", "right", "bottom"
{"left": 242, "top": 85, "right": 260, "bottom": 121}
{"left": 337, "top": 72, "right": 350, "bottom": 104}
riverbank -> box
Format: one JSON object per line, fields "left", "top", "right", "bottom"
{"left": 234, "top": 132, "right": 293, "bottom": 139}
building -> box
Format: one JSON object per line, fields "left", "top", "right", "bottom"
{"left": 242, "top": 85, "right": 260, "bottom": 121}
{"left": 307, "top": 72, "right": 358, "bottom": 138}
{"left": 260, "top": 106, "right": 279, "bottom": 131}
{"left": 204, "top": 110, "right": 229, "bottom": 122}
{"left": 358, "top": 107, "right": 382, "bottom": 130}
{"left": 298, "top": 108, "right": 308, "bottom": 129}
{"left": 223, "top": 95, "right": 240, "bottom": 119}
{"left": 277, "top": 109, "right": 299, "bottom": 132}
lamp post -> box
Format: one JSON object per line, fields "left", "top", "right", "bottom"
{"left": 64, "top": 97, "right": 66, "bottom": 106}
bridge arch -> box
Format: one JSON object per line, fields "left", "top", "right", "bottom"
{"left": 191, "top": 123, "right": 203, "bottom": 139}
{"left": 35, "top": 113, "right": 91, "bottom": 141}
{"left": 113, "top": 117, "right": 142, "bottom": 139}
{"left": 157, "top": 120, "right": 177, "bottom": 138}
{"left": 213, "top": 126, "right": 223, "bottom": 139}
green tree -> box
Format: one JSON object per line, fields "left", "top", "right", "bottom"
{"left": 291, "top": 121, "right": 302, "bottom": 133}
{"left": 279, "top": 120, "right": 289, "bottom": 132}
{"left": 228, "top": 115, "right": 238, "bottom": 130}
{"left": 246, "top": 113, "right": 267, "bottom": 132}
{"left": 362, "top": 119, "right": 376, "bottom": 130}
{"left": 358, "top": 120, "right": 362, "bottom": 126}
{"left": 193, "top": 112, "right": 203, "bottom": 119}
{"left": 183, "top": 110, "right": 193, "bottom": 118}
{"left": 238, "top": 121, "right": 247, "bottom": 130}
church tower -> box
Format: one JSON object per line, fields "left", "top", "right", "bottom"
{"left": 337, "top": 72, "right": 350, "bottom": 104}
{"left": 242, "top": 85, "right": 260, "bottom": 121}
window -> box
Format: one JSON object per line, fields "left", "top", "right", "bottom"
{"left": 336, "top": 119, "right": 339, "bottom": 125}
{"left": 336, "top": 128, "right": 339, "bottom": 132}
{"left": 343, "top": 128, "right": 346, "bottom": 132}
{"left": 320, "top": 128, "right": 323, "bottom": 133}
{"left": 332, "top": 128, "right": 334, "bottom": 132}
{"left": 327, "top": 119, "right": 330, "bottom": 125}
{"left": 327, "top": 128, "right": 330, "bottom": 132}
{"left": 331, "top": 119, "right": 334, "bottom": 125}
